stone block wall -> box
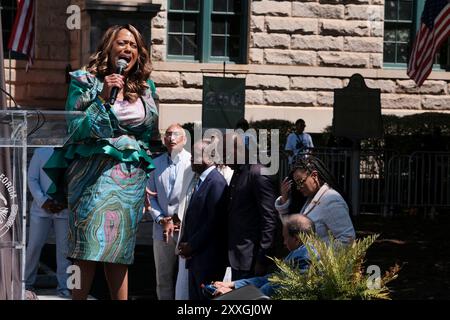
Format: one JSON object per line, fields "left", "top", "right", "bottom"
{"left": 152, "top": 71, "right": 450, "bottom": 110}
{"left": 3, "top": 0, "right": 450, "bottom": 132}
{"left": 150, "top": 0, "right": 450, "bottom": 131}
{"left": 250, "top": 0, "right": 383, "bottom": 68}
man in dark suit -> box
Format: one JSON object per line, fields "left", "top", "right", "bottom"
{"left": 223, "top": 133, "right": 279, "bottom": 281}
{"left": 178, "top": 140, "right": 229, "bottom": 300}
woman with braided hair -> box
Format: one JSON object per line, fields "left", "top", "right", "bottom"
{"left": 275, "top": 156, "right": 355, "bottom": 244}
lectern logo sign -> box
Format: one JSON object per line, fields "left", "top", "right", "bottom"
{"left": 0, "top": 173, "right": 18, "bottom": 238}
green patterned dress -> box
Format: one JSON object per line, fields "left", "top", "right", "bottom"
{"left": 45, "top": 70, "right": 157, "bottom": 265}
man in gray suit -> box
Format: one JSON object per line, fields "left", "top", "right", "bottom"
{"left": 148, "top": 123, "right": 193, "bottom": 300}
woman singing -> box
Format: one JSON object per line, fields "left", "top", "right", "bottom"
{"left": 45, "top": 24, "right": 157, "bottom": 300}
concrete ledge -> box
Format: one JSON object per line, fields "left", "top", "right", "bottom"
{"left": 153, "top": 62, "right": 450, "bottom": 81}
{"left": 3, "top": 59, "right": 68, "bottom": 70}
{"left": 159, "top": 103, "right": 450, "bottom": 133}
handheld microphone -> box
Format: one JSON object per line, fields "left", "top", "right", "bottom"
{"left": 108, "top": 59, "right": 128, "bottom": 105}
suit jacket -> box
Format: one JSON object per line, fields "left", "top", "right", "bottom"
{"left": 148, "top": 149, "right": 192, "bottom": 241}
{"left": 180, "top": 168, "right": 229, "bottom": 271}
{"left": 228, "top": 164, "right": 278, "bottom": 271}
{"left": 275, "top": 183, "right": 355, "bottom": 244}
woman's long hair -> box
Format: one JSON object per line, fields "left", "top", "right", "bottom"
{"left": 86, "top": 24, "right": 152, "bottom": 103}
{"left": 286, "top": 169, "right": 307, "bottom": 213}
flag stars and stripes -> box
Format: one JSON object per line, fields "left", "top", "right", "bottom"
{"left": 7, "top": 0, "right": 35, "bottom": 70}
{"left": 407, "top": 0, "right": 450, "bottom": 87}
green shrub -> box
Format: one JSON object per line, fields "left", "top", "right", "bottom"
{"left": 383, "top": 112, "right": 450, "bottom": 136}
{"left": 250, "top": 119, "right": 294, "bottom": 150}
{"left": 269, "top": 233, "right": 400, "bottom": 300}
{"left": 183, "top": 112, "right": 450, "bottom": 153}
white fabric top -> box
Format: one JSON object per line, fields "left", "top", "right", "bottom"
{"left": 216, "top": 165, "right": 234, "bottom": 185}
{"left": 112, "top": 98, "right": 145, "bottom": 126}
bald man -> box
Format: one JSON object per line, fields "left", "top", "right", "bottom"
{"left": 147, "top": 123, "right": 193, "bottom": 300}
{"left": 212, "top": 214, "right": 315, "bottom": 297}
{"left": 223, "top": 133, "right": 279, "bottom": 281}
{"left": 178, "top": 140, "right": 229, "bottom": 300}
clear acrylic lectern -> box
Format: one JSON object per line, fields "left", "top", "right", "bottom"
{"left": 0, "top": 110, "right": 85, "bottom": 300}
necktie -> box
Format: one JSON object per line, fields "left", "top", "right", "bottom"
{"left": 167, "top": 157, "right": 176, "bottom": 197}
{"left": 195, "top": 178, "right": 202, "bottom": 191}
{"left": 177, "top": 174, "right": 199, "bottom": 250}
{"left": 187, "top": 175, "right": 200, "bottom": 206}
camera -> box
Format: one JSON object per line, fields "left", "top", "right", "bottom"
{"left": 296, "top": 140, "right": 304, "bottom": 150}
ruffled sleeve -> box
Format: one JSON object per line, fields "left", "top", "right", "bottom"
{"left": 66, "top": 70, "right": 114, "bottom": 141}
{"left": 44, "top": 70, "right": 157, "bottom": 201}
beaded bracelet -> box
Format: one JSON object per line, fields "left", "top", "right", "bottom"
{"left": 97, "top": 95, "right": 106, "bottom": 105}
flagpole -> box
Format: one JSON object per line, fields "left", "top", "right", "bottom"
{"left": 1, "top": 4, "right": 14, "bottom": 301}
{"left": 0, "top": 5, "right": 7, "bottom": 108}
{"left": 1, "top": 5, "right": 24, "bottom": 301}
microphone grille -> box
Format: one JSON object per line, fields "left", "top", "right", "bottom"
{"left": 117, "top": 59, "right": 128, "bottom": 69}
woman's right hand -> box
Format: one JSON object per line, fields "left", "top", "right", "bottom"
{"left": 280, "top": 177, "right": 292, "bottom": 204}
{"left": 99, "top": 73, "right": 125, "bottom": 101}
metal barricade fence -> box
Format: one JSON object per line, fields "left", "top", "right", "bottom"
{"left": 359, "top": 148, "right": 399, "bottom": 211}
{"left": 278, "top": 147, "right": 352, "bottom": 195}
{"left": 385, "top": 152, "right": 450, "bottom": 210}
{"left": 277, "top": 148, "right": 450, "bottom": 214}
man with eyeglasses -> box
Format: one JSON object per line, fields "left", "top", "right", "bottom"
{"left": 147, "top": 123, "right": 193, "bottom": 300}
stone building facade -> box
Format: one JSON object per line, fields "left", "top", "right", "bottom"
{"left": 3, "top": 0, "right": 450, "bottom": 133}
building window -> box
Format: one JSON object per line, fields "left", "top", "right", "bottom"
{"left": 384, "top": 0, "right": 449, "bottom": 68}
{"left": 167, "top": 0, "right": 248, "bottom": 63}
{"left": 86, "top": 1, "right": 160, "bottom": 56}
{"left": 384, "top": 0, "right": 413, "bottom": 64}
{"left": 1, "top": 0, "right": 26, "bottom": 59}
{"left": 167, "top": 0, "right": 200, "bottom": 58}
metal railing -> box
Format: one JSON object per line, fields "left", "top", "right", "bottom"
{"left": 277, "top": 148, "right": 450, "bottom": 214}
{"left": 385, "top": 152, "right": 450, "bottom": 209}
{"left": 278, "top": 147, "right": 352, "bottom": 194}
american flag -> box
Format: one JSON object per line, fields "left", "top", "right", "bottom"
{"left": 407, "top": 0, "right": 450, "bottom": 87}
{"left": 7, "top": 0, "right": 35, "bottom": 68}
